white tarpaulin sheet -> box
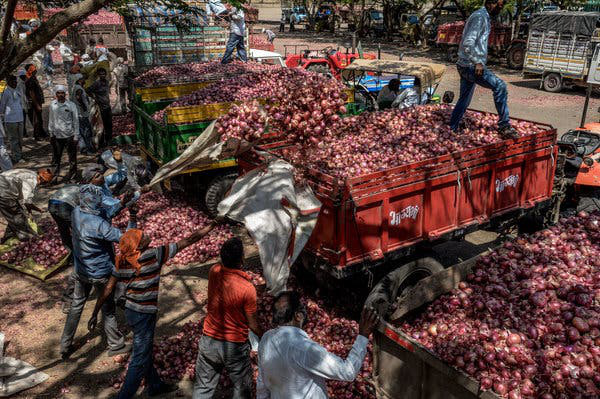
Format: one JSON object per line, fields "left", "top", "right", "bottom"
{"left": 217, "top": 159, "right": 321, "bottom": 294}
{"left": 0, "top": 332, "right": 49, "bottom": 397}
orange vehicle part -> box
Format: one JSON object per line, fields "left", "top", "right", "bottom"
{"left": 285, "top": 50, "right": 376, "bottom": 80}
{"left": 573, "top": 124, "right": 600, "bottom": 187}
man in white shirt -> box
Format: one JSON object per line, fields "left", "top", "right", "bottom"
{"left": 48, "top": 85, "right": 79, "bottom": 183}
{"left": 95, "top": 37, "right": 109, "bottom": 62}
{"left": 0, "top": 75, "right": 25, "bottom": 163}
{"left": 262, "top": 28, "right": 276, "bottom": 43}
{"left": 59, "top": 41, "right": 75, "bottom": 74}
{"left": 221, "top": 5, "right": 247, "bottom": 64}
{"left": 257, "top": 291, "right": 378, "bottom": 399}
{"left": 376, "top": 78, "right": 400, "bottom": 109}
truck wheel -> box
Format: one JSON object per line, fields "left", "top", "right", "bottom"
{"left": 306, "top": 63, "right": 331, "bottom": 75}
{"left": 445, "top": 47, "right": 458, "bottom": 63}
{"left": 577, "top": 192, "right": 600, "bottom": 213}
{"left": 543, "top": 73, "right": 562, "bottom": 93}
{"left": 506, "top": 43, "right": 525, "bottom": 69}
{"left": 365, "top": 256, "right": 444, "bottom": 318}
{"left": 204, "top": 172, "right": 238, "bottom": 218}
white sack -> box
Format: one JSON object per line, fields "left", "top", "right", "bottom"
{"left": 218, "top": 159, "right": 321, "bottom": 294}
{"left": 0, "top": 332, "right": 49, "bottom": 397}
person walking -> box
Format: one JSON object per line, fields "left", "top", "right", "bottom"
{"left": 48, "top": 85, "right": 79, "bottom": 183}
{"left": 279, "top": 13, "right": 286, "bottom": 33}
{"left": 24, "top": 64, "right": 46, "bottom": 141}
{"left": 0, "top": 75, "right": 25, "bottom": 163}
{"left": 111, "top": 58, "right": 129, "bottom": 113}
{"left": 71, "top": 74, "right": 95, "bottom": 154}
{"left": 59, "top": 41, "right": 75, "bottom": 75}
{"left": 192, "top": 237, "right": 263, "bottom": 399}
{"left": 87, "top": 67, "right": 112, "bottom": 147}
{"left": 42, "top": 43, "right": 55, "bottom": 89}
{"left": 221, "top": 5, "right": 247, "bottom": 64}
{"left": 59, "top": 184, "right": 134, "bottom": 360}
{"left": 256, "top": 291, "right": 379, "bottom": 398}
{"left": 16, "top": 70, "right": 29, "bottom": 138}
{"left": 448, "top": 0, "right": 518, "bottom": 139}
{"left": 289, "top": 11, "right": 296, "bottom": 32}
{"left": 87, "top": 223, "right": 216, "bottom": 399}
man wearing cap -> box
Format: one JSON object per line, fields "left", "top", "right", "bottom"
{"left": 72, "top": 74, "right": 95, "bottom": 154}
{"left": 0, "top": 168, "right": 51, "bottom": 243}
{"left": 0, "top": 75, "right": 25, "bottom": 163}
{"left": 49, "top": 85, "right": 79, "bottom": 183}
{"left": 59, "top": 184, "right": 135, "bottom": 360}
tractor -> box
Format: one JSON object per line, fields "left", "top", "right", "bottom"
{"left": 284, "top": 45, "right": 376, "bottom": 79}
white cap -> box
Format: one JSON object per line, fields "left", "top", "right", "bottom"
{"left": 54, "top": 84, "right": 66, "bottom": 94}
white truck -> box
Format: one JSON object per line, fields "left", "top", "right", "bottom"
{"left": 523, "top": 11, "right": 600, "bottom": 92}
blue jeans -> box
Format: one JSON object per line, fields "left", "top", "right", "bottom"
{"left": 450, "top": 64, "right": 510, "bottom": 130}
{"left": 118, "top": 309, "right": 163, "bottom": 399}
{"left": 221, "top": 34, "right": 247, "bottom": 64}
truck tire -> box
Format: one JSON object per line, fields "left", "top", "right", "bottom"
{"left": 306, "top": 63, "right": 331, "bottom": 75}
{"left": 365, "top": 256, "right": 444, "bottom": 318}
{"left": 445, "top": 46, "right": 458, "bottom": 63}
{"left": 204, "top": 172, "right": 238, "bottom": 218}
{"left": 506, "top": 43, "right": 525, "bottom": 70}
{"left": 543, "top": 73, "right": 562, "bottom": 93}
{"left": 577, "top": 192, "right": 600, "bottom": 213}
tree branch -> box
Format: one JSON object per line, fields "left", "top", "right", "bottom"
{"left": 0, "top": 0, "right": 18, "bottom": 46}
{"left": 0, "top": 0, "right": 110, "bottom": 80}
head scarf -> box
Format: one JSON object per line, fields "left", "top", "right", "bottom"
{"left": 81, "top": 54, "right": 90, "bottom": 61}
{"left": 73, "top": 73, "right": 84, "bottom": 83}
{"left": 26, "top": 64, "right": 36, "bottom": 78}
{"left": 54, "top": 84, "right": 66, "bottom": 95}
{"left": 80, "top": 164, "right": 104, "bottom": 184}
{"left": 116, "top": 229, "right": 143, "bottom": 274}
{"left": 79, "top": 184, "right": 103, "bottom": 216}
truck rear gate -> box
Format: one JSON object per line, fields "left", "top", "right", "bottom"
{"left": 239, "top": 119, "right": 557, "bottom": 278}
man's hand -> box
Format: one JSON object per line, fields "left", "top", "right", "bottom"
{"left": 475, "top": 63, "right": 484, "bottom": 77}
{"left": 88, "top": 314, "right": 98, "bottom": 331}
{"left": 141, "top": 184, "right": 152, "bottom": 193}
{"left": 121, "top": 191, "right": 134, "bottom": 206}
{"left": 358, "top": 308, "right": 379, "bottom": 338}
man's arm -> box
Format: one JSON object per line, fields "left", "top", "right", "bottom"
{"left": 246, "top": 311, "right": 263, "bottom": 338}
{"left": 88, "top": 275, "right": 117, "bottom": 331}
{"left": 97, "top": 218, "right": 123, "bottom": 243}
{"left": 293, "top": 308, "right": 378, "bottom": 381}
{"left": 175, "top": 222, "right": 215, "bottom": 252}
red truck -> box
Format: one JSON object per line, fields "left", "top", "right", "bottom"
{"left": 436, "top": 21, "right": 526, "bottom": 69}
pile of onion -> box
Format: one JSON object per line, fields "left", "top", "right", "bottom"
{"left": 112, "top": 192, "right": 232, "bottom": 266}
{"left": 0, "top": 218, "right": 69, "bottom": 268}
{"left": 112, "top": 113, "right": 135, "bottom": 137}
{"left": 401, "top": 211, "right": 600, "bottom": 398}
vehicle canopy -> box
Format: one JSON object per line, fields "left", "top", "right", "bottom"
{"left": 531, "top": 11, "right": 600, "bottom": 36}
{"left": 341, "top": 59, "right": 446, "bottom": 94}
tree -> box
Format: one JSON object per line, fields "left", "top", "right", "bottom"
{"left": 0, "top": 0, "right": 196, "bottom": 80}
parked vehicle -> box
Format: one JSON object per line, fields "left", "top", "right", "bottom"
{"left": 436, "top": 20, "right": 527, "bottom": 69}
{"left": 284, "top": 45, "right": 376, "bottom": 79}
{"left": 523, "top": 11, "right": 600, "bottom": 92}
{"left": 281, "top": 5, "right": 308, "bottom": 24}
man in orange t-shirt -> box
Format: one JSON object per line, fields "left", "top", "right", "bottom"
{"left": 193, "top": 237, "right": 263, "bottom": 399}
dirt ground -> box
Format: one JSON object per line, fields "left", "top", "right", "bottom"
{"left": 0, "top": 30, "right": 595, "bottom": 398}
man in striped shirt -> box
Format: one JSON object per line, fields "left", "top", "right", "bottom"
{"left": 88, "top": 222, "right": 216, "bottom": 399}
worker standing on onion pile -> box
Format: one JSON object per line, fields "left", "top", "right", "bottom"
{"left": 87, "top": 68, "right": 112, "bottom": 147}
{"left": 87, "top": 223, "right": 216, "bottom": 399}
{"left": 48, "top": 85, "right": 79, "bottom": 184}
{"left": 59, "top": 184, "right": 136, "bottom": 360}
{"left": 257, "top": 291, "right": 379, "bottom": 398}
{"left": 449, "top": 0, "right": 518, "bottom": 139}
{"left": 0, "top": 168, "right": 52, "bottom": 243}
{"left": 221, "top": 4, "right": 247, "bottom": 64}
{"left": 192, "top": 237, "right": 263, "bottom": 399}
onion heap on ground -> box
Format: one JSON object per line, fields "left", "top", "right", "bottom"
{"left": 134, "top": 61, "right": 277, "bottom": 86}
{"left": 400, "top": 211, "right": 600, "bottom": 398}
{"left": 0, "top": 218, "right": 68, "bottom": 268}
{"left": 112, "top": 192, "right": 232, "bottom": 266}
{"left": 112, "top": 113, "right": 135, "bottom": 137}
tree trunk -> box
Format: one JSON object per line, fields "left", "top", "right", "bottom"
{"left": 0, "top": 0, "right": 110, "bottom": 80}
{"left": 0, "top": 0, "right": 18, "bottom": 46}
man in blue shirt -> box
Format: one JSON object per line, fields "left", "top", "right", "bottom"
{"left": 59, "top": 184, "right": 135, "bottom": 359}
{"left": 449, "top": 0, "right": 518, "bottom": 139}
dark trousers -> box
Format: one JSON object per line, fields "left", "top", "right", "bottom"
{"left": 221, "top": 34, "right": 247, "bottom": 64}
{"left": 51, "top": 136, "right": 77, "bottom": 179}
{"left": 29, "top": 107, "right": 46, "bottom": 139}
{"left": 79, "top": 117, "right": 95, "bottom": 153}
{"left": 63, "top": 60, "right": 74, "bottom": 75}
{"left": 279, "top": 23, "right": 285, "bottom": 32}
{"left": 118, "top": 309, "right": 164, "bottom": 399}
{"left": 22, "top": 110, "right": 28, "bottom": 137}
{"left": 100, "top": 107, "right": 113, "bottom": 147}
{"left": 192, "top": 335, "right": 252, "bottom": 399}
{"left": 450, "top": 64, "right": 510, "bottom": 131}
{"left": 48, "top": 200, "right": 74, "bottom": 302}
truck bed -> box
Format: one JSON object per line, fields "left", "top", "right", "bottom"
{"left": 238, "top": 117, "right": 557, "bottom": 277}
